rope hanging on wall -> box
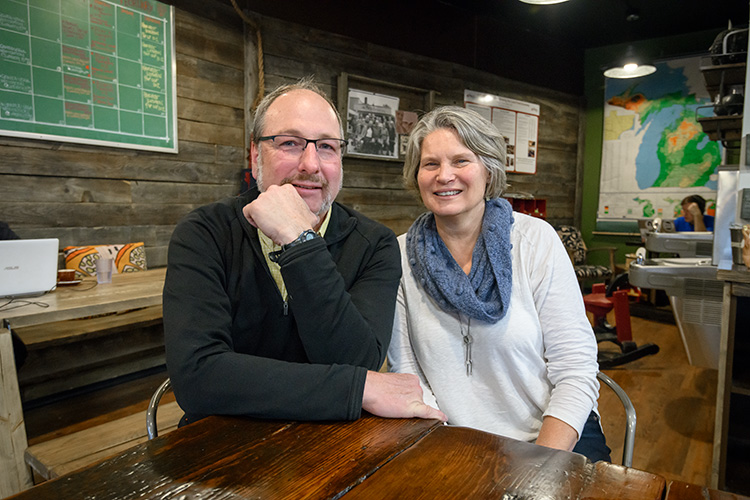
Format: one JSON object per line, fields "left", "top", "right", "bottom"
{"left": 229, "top": 0, "right": 265, "bottom": 111}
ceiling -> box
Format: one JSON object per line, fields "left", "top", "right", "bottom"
{"left": 237, "top": 0, "right": 749, "bottom": 95}
{"left": 442, "top": 0, "right": 748, "bottom": 51}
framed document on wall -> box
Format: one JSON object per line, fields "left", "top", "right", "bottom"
{"left": 464, "top": 89, "right": 540, "bottom": 175}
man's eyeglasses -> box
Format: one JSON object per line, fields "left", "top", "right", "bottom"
{"left": 258, "top": 135, "right": 348, "bottom": 162}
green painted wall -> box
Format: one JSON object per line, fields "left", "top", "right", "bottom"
{"left": 581, "top": 29, "right": 725, "bottom": 267}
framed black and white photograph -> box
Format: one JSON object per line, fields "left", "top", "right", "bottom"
{"left": 337, "top": 73, "right": 437, "bottom": 162}
{"left": 345, "top": 89, "right": 399, "bottom": 159}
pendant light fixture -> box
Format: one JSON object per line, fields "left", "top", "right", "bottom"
{"left": 602, "top": 5, "right": 656, "bottom": 79}
{"left": 603, "top": 45, "right": 657, "bottom": 79}
{"left": 518, "top": 0, "right": 569, "bottom": 4}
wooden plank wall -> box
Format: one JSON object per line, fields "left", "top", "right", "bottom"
{"left": 0, "top": 3, "right": 583, "bottom": 264}
{"left": 0, "top": 8, "right": 246, "bottom": 268}
{"left": 252, "top": 13, "right": 584, "bottom": 235}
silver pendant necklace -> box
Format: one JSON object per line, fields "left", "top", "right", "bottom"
{"left": 461, "top": 315, "right": 473, "bottom": 376}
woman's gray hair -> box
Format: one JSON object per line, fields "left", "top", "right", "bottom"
{"left": 251, "top": 76, "right": 344, "bottom": 142}
{"left": 403, "top": 106, "right": 507, "bottom": 199}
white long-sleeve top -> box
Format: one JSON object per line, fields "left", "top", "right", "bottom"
{"left": 388, "top": 213, "right": 599, "bottom": 443}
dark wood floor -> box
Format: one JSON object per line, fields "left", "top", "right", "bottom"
{"left": 598, "top": 314, "right": 717, "bottom": 486}
{"left": 23, "top": 313, "right": 717, "bottom": 487}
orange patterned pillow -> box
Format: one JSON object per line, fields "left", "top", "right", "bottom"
{"left": 63, "top": 242, "right": 147, "bottom": 278}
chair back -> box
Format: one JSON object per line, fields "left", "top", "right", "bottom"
{"left": 146, "top": 378, "right": 172, "bottom": 440}
{"left": 555, "top": 225, "right": 587, "bottom": 265}
{"left": 597, "top": 372, "right": 635, "bottom": 467}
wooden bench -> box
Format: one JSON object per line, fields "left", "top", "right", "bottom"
{"left": 25, "top": 399, "right": 183, "bottom": 481}
{"left": 14, "top": 305, "right": 165, "bottom": 403}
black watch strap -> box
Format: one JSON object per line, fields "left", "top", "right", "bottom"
{"left": 269, "top": 229, "right": 318, "bottom": 262}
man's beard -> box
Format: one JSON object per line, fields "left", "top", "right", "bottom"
{"left": 255, "top": 151, "right": 342, "bottom": 217}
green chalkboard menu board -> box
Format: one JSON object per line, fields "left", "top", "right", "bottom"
{"left": 0, "top": 0, "right": 177, "bottom": 152}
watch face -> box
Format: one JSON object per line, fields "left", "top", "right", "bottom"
{"left": 283, "top": 230, "right": 317, "bottom": 251}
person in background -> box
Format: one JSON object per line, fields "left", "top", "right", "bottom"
{"left": 0, "top": 221, "right": 20, "bottom": 240}
{"left": 163, "top": 77, "right": 445, "bottom": 426}
{"left": 389, "top": 106, "right": 610, "bottom": 461}
{"left": 674, "top": 195, "right": 714, "bottom": 232}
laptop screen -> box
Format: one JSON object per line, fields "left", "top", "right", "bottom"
{"left": 0, "top": 238, "right": 59, "bottom": 298}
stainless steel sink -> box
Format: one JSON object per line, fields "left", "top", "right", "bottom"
{"left": 643, "top": 232, "right": 714, "bottom": 258}
{"left": 629, "top": 257, "right": 721, "bottom": 369}
{"left": 629, "top": 257, "right": 717, "bottom": 297}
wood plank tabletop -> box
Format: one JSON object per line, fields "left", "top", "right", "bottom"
{"left": 344, "top": 424, "right": 665, "bottom": 499}
{"left": 8, "top": 414, "right": 441, "bottom": 500}
{"left": 8, "top": 413, "right": 749, "bottom": 500}
{"left": 1, "top": 267, "right": 166, "bottom": 328}
{"left": 665, "top": 480, "right": 750, "bottom": 499}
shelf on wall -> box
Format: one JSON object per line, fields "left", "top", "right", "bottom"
{"left": 505, "top": 197, "right": 546, "bottom": 219}
{"left": 697, "top": 56, "right": 745, "bottom": 145}
{"left": 697, "top": 115, "right": 743, "bottom": 142}
{"left": 700, "top": 61, "right": 747, "bottom": 100}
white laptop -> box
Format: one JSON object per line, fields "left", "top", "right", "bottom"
{"left": 0, "top": 238, "right": 59, "bottom": 298}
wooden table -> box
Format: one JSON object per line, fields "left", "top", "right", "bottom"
{"left": 0, "top": 268, "right": 166, "bottom": 498}
{"left": 7, "top": 412, "right": 745, "bottom": 500}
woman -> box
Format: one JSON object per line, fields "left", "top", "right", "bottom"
{"left": 388, "top": 106, "right": 610, "bottom": 461}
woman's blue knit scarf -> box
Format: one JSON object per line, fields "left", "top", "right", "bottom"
{"left": 406, "top": 198, "right": 514, "bottom": 323}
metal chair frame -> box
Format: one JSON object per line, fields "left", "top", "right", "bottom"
{"left": 597, "top": 371, "right": 636, "bottom": 467}
{"left": 146, "top": 377, "right": 172, "bottom": 440}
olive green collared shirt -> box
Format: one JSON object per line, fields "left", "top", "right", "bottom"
{"left": 258, "top": 209, "right": 332, "bottom": 300}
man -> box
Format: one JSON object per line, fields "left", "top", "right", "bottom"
{"left": 674, "top": 195, "right": 714, "bottom": 232}
{"left": 163, "top": 78, "right": 444, "bottom": 425}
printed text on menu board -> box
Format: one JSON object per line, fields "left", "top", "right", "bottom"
{"left": 0, "top": 0, "right": 177, "bottom": 152}
{"left": 464, "top": 89, "right": 539, "bottom": 174}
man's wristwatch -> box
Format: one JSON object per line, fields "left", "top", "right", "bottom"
{"left": 269, "top": 229, "right": 318, "bottom": 262}
{"left": 282, "top": 229, "right": 318, "bottom": 251}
